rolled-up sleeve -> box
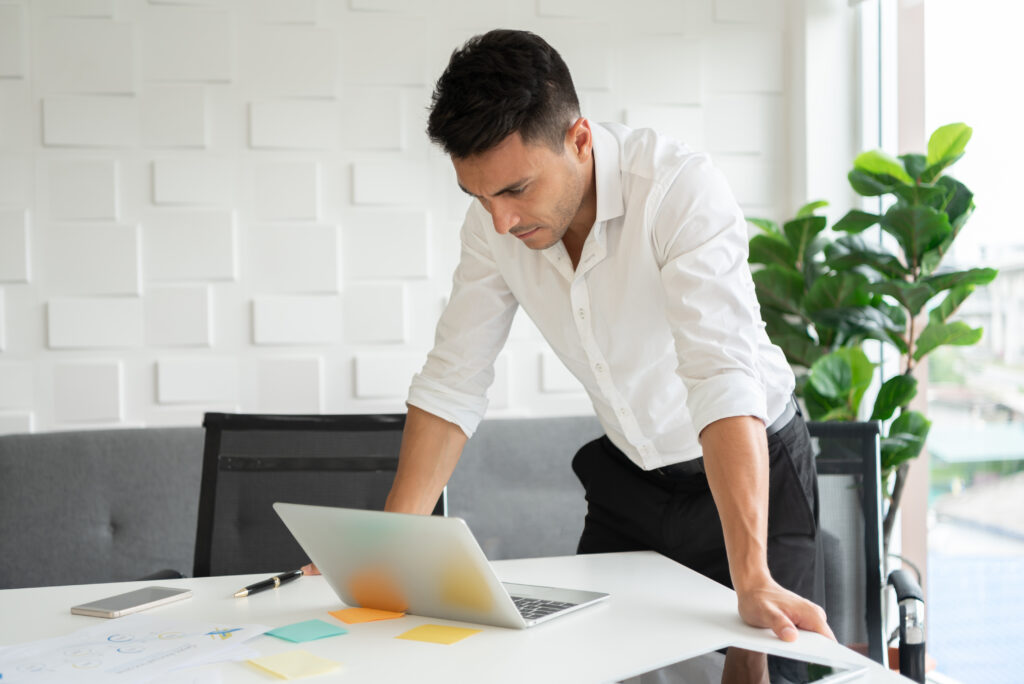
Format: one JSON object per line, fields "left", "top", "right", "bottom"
{"left": 652, "top": 155, "right": 769, "bottom": 436}
{"left": 406, "top": 209, "right": 518, "bottom": 438}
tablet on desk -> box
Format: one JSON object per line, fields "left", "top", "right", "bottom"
{"left": 618, "top": 645, "right": 866, "bottom": 683}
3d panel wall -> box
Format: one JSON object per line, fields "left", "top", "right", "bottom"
{"left": 0, "top": 0, "right": 790, "bottom": 433}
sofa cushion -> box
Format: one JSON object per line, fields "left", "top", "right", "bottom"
{"left": 448, "top": 415, "right": 602, "bottom": 560}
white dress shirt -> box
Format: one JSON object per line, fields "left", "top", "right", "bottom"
{"left": 407, "top": 122, "right": 794, "bottom": 470}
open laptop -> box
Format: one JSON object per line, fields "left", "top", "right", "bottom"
{"left": 273, "top": 503, "right": 609, "bottom": 629}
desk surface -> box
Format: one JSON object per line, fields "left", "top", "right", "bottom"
{"left": 0, "top": 551, "right": 905, "bottom": 683}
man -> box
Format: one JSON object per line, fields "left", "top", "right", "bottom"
{"left": 360, "top": 29, "right": 832, "bottom": 643}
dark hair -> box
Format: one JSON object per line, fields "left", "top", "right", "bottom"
{"left": 426, "top": 29, "right": 580, "bottom": 158}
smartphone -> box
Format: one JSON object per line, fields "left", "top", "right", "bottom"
{"left": 70, "top": 586, "right": 193, "bottom": 618}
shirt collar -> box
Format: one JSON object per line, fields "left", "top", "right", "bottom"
{"left": 591, "top": 122, "right": 625, "bottom": 224}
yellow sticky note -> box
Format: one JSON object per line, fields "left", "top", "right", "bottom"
{"left": 329, "top": 607, "right": 405, "bottom": 624}
{"left": 247, "top": 650, "right": 342, "bottom": 680}
{"left": 395, "top": 624, "right": 481, "bottom": 645}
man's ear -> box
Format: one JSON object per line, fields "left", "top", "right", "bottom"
{"left": 566, "top": 118, "right": 592, "bottom": 161}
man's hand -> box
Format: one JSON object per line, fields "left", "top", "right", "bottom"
{"left": 302, "top": 563, "right": 320, "bottom": 575}
{"left": 736, "top": 577, "right": 835, "bottom": 642}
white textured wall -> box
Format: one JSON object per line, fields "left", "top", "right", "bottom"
{"left": 0, "top": 0, "right": 805, "bottom": 433}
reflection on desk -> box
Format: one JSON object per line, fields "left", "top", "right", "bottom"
{"left": 0, "top": 551, "right": 903, "bottom": 684}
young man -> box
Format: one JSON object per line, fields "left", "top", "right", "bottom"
{"left": 385, "top": 29, "right": 832, "bottom": 642}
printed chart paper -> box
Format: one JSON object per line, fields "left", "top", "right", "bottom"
{"left": 0, "top": 614, "right": 268, "bottom": 683}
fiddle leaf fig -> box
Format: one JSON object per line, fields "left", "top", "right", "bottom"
{"left": 871, "top": 375, "right": 918, "bottom": 421}
{"left": 913, "top": 321, "right": 984, "bottom": 361}
{"left": 854, "top": 150, "right": 915, "bottom": 185}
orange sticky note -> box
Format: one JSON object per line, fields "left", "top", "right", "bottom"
{"left": 395, "top": 624, "right": 481, "bottom": 645}
{"left": 329, "top": 607, "right": 405, "bottom": 624}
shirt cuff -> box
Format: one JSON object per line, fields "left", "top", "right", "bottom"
{"left": 406, "top": 373, "right": 488, "bottom": 439}
{"left": 686, "top": 372, "right": 769, "bottom": 439}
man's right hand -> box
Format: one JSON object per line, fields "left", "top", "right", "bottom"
{"left": 302, "top": 563, "right": 320, "bottom": 575}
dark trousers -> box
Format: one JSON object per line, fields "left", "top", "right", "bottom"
{"left": 571, "top": 413, "right": 820, "bottom": 603}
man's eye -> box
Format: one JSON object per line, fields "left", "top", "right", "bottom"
{"left": 508, "top": 187, "right": 526, "bottom": 196}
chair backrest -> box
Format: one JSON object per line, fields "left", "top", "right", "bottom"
{"left": 193, "top": 412, "right": 443, "bottom": 577}
{"left": 809, "top": 420, "right": 886, "bottom": 665}
{"left": 0, "top": 427, "right": 204, "bottom": 589}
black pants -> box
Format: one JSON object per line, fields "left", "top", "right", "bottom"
{"left": 571, "top": 413, "right": 820, "bottom": 603}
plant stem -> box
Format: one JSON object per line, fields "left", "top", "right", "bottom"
{"left": 883, "top": 462, "right": 910, "bottom": 554}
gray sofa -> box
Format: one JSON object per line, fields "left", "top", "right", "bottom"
{"left": 0, "top": 415, "right": 601, "bottom": 590}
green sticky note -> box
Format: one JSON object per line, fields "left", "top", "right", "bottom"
{"left": 266, "top": 618, "right": 347, "bottom": 643}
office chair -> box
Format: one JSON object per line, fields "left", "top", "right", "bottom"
{"left": 193, "top": 412, "right": 445, "bottom": 578}
{"left": 810, "top": 420, "right": 926, "bottom": 683}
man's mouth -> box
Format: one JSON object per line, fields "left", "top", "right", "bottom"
{"left": 512, "top": 227, "right": 541, "bottom": 240}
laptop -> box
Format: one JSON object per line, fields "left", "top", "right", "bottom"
{"left": 273, "top": 503, "right": 609, "bottom": 629}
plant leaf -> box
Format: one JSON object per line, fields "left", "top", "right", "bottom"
{"left": 749, "top": 233, "right": 797, "bottom": 269}
{"left": 848, "top": 169, "right": 895, "bottom": 197}
{"left": 834, "top": 209, "right": 881, "bottom": 234}
{"left": 783, "top": 215, "right": 828, "bottom": 266}
{"left": 796, "top": 200, "right": 829, "bottom": 218}
{"left": 881, "top": 410, "right": 931, "bottom": 471}
{"left": 804, "top": 272, "right": 871, "bottom": 313}
{"left": 921, "top": 267, "right": 998, "bottom": 295}
{"left": 771, "top": 330, "right": 828, "bottom": 370}
{"left": 752, "top": 265, "right": 805, "bottom": 316}
{"left": 901, "top": 153, "right": 928, "bottom": 181}
{"left": 891, "top": 183, "right": 951, "bottom": 208}
{"left": 825, "top": 235, "right": 910, "bottom": 278}
{"left": 865, "top": 280, "right": 936, "bottom": 317}
{"left": 803, "top": 379, "right": 841, "bottom": 422}
{"left": 807, "top": 347, "right": 875, "bottom": 420}
{"left": 920, "top": 153, "right": 964, "bottom": 184}
{"left": 748, "top": 217, "right": 780, "bottom": 235}
{"left": 854, "top": 150, "right": 915, "bottom": 185}
{"left": 870, "top": 375, "right": 918, "bottom": 421}
{"left": 928, "top": 285, "right": 975, "bottom": 325}
{"left": 927, "top": 122, "right": 972, "bottom": 167}
{"left": 813, "top": 306, "right": 903, "bottom": 347}
{"left": 913, "top": 321, "right": 984, "bottom": 361}
{"left": 879, "top": 205, "right": 953, "bottom": 270}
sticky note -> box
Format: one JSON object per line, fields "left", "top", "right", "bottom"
{"left": 395, "top": 624, "right": 481, "bottom": 645}
{"left": 329, "top": 607, "right": 405, "bottom": 624}
{"left": 247, "top": 650, "right": 342, "bottom": 679}
{"left": 266, "top": 618, "right": 347, "bottom": 643}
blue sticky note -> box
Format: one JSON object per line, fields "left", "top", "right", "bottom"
{"left": 266, "top": 618, "right": 348, "bottom": 643}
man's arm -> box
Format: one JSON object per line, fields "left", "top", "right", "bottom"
{"left": 700, "top": 415, "right": 834, "bottom": 642}
{"left": 384, "top": 405, "right": 468, "bottom": 515}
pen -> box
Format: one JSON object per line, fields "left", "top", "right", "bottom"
{"left": 233, "top": 568, "right": 304, "bottom": 598}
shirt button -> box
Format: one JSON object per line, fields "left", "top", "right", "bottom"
{"left": 618, "top": 407, "right": 628, "bottom": 417}
{"left": 595, "top": 363, "right": 605, "bottom": 373}
{"left": 578, "top": 308, "right": 586, "bottom": 319}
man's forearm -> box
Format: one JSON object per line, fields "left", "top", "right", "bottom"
{"left": 384, "top": 405, "right": 468, "bottom": 515}
{"left": 699, "top": 415, "right": 772, "bottom": 592}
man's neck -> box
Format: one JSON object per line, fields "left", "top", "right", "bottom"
{"left": 562, "top": 158, "right": 597, "bottom": 269}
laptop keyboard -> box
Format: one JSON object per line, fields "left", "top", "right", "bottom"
{"left": 510, "top": 595, "right": 578, "bottom": 621}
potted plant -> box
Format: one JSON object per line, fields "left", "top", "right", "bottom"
{"left": 748, "top": 123, "right": 997, "bottom": 553}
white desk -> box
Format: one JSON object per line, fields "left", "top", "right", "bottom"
{"left": 0, "top": 551, "right": 905, "bottom": 683}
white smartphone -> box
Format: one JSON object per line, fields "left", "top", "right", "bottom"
{"left": 70, "top": 586, "right": 193, "bottom": 618}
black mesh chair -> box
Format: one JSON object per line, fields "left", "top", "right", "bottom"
{"left": 193, "top": 412, "right": 445, "bottom": 578}
{"left": 811, "top": 420, "right": 926, "bottom": 682}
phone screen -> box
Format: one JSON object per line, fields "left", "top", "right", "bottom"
{"left": 71, "top": 586, "right": 191, "bottom": 617}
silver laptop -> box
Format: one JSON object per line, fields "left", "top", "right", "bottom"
{"left": 273, "top": 503, "right": 609, "bottom": 629}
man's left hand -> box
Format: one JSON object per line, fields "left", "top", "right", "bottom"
{"left": 736, "top": 578, "right": 835, "bottom": 642}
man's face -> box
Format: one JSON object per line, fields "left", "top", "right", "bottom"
{"left": 452, "top": 128, "right": 587, "bottom": 251}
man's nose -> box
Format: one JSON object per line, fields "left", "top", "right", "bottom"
{"left": 489, "top": 201, "right": 520, "bottom": 235}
